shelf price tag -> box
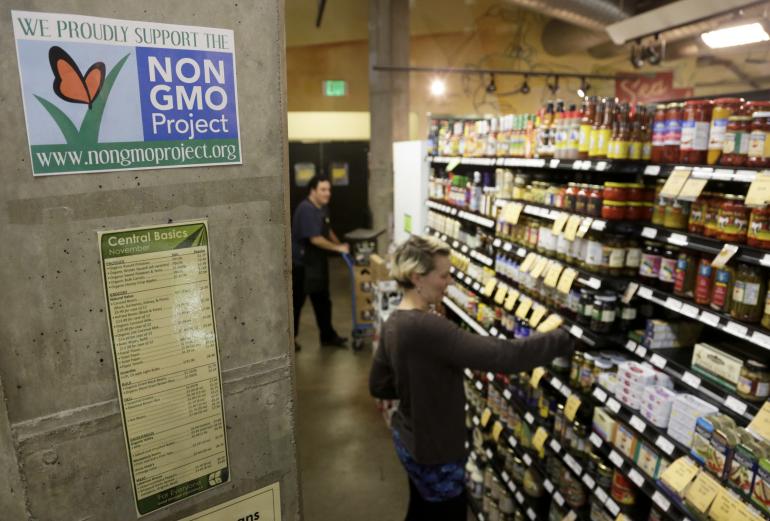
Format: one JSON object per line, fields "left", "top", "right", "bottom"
{"left": 504, "top": 289, "right": 521, "bottom": 312}
{"left": 680, "top": 303, "right": 700, "bottom": 318}
{"left": 630, "top": 415, "right": 646, "bottom": 434}
{"left": 475, "top": 381, "right": 484, "bottom": 392}
{"left": 530, "top": 367, "right": 546, "bottom": 388}
{"left": 568, "top": 324, "right": 583, "bottom": 339}
{"left": 533, "top": 426, "right": 549, "bottom": 453}
{"left": 644, "top": 165, "right": 661, "bottom": 176}
{"left": 530, "top": 257, "right": 550, "bottom": 279}
{"left": 503, "top": 389, "right": 512, "bottom": 400}
{"left": 751, "top": 330, "right": 770, "bottom": 350}
{"left": 492, "top": 421, "right": 504, "bottom": 442}
{"left": 515, "top": 491, "right": 525, "bottom": 505}
{"left": 725, "top": 321, "right": 748, "bottom": 338}
{"left": 682, "top": 371, "right": 702, "bottom": 389}
{"left": 576, "top": 217, "right": 594, "bottom": 238}
{"left": 641, "top": 227, "right": 658, "bottom": 239}
{"left": 519, "top": 252, "right": 537, "bottom": 273}
{"left": 592, "top": 387, "right": 608, "bottom": 403}
{"left": 711, "top": 243, "right": 739, "bottom": 269}
{"left": 502, "top": 202, "right": 525, "bottom": 225}
{"left": 556, "top": 268, "right": 579, "bottom": 294}
{"left": 685, "top": 470, "right": 721, "bottom": 514}
{"left": 582, "top": 473, "right": 596, "bottom": 491}
{"left": 595, "top": 487, "right": 608, "bottom": 504}
{"left": 677, "top": 177, "right": 708, "bottom": 201}
{"left": 745, "top": 171, "right": 770, "bottom": 207}
{"left": 625, "top": 339, "right": 637, "bottom": 353}
{"left": 605, "top": 499, "right": 620, "bottom": 517}
{"left": 655, "top": 435, "right": 675, "bottom": 456}
{"left": 543, "top": 262, "right": 564, "bottom": 288}
{"left": 698, "top": 311, "right": 720, "bottom": 327}
{"left": 550, "top": 439, "right": 562, "bottom": 454}
{"left": 660, "top": 166, "right": 691, "bottom": 197}
{"left": 524, "top": 412, "right": 535, "bottom": 425}
{"left": 522, "top": 453, "right": 533, "bottom": 466}
{"left": 724, "top": 396, "right": 748, "bottom": 416}
{"left": 628, "top": 469, "right": 644, "bottom": 488}
{"left": 508, "top": 435, "right": 518, "bottom": 449}
{"left": 563, "top": 215, "right": 582, "bottom": 241}
{"left": 606, "top": 397, "right": 621, "bottom": 414}
{"left": 650, "top": 354, "right": 667, "bottom": 369}
{"left": 544, "top": 479, "right": 555, "bottom": 494}
{"left": 554, "top": 491, "right": 565, "bottom": 507}
{"left": 527, "top": 508, "right": 536, "bottom": 521}
{"left": 564, "top": 394, "right": 582, "bottom": 422}
{"left": 516, "top": 297, "right": 533, "bottom": 319}
{"left": 552, "top": 212, "right": 569, "bottom": 235}
{"left": 482, "top": 278, "right": 498, "bottom": 297}
{"left": 529, "top": 305, "right": 548, "bottom": 328}
{"left": 635, "top": 345, "right": 648, "bottom": 359}
{"left": 494, "top": 284, "right": 508, "bottom": 305}
{"left": 537, "top": 314, "right": 563, "bottom": 333}
{"left": 446, "top": 158, "right": 461, "bottom": 172}
{"left": 480, "top": 408, "right": 492, "bottom": 427}
{"left": 608, "top": 450, "right": 624, "bottom": 468}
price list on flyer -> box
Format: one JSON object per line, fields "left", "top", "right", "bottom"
{"left": 99, "top": 222, "right": 228, "bottom": 515}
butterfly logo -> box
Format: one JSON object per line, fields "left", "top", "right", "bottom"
{"left": 48, "top": 46, "right": 105, "bottom": 109}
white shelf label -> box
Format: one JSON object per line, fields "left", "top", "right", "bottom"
{"left": 644, "top": 165, "right": 661, "bottom": 176}
{"left": 593, "top": 387, "right": 608, "bottom": 403}
{"left": 524, "top": 412, "right": 534, "bottom": 425}
{"left": 683, "top": 371, "right": 702, "bottom": 389}
{"left": 569, "top": 325, "right": 583, "bottom": 339}
{"left": 461, "top": 245, "right": 469, "bottom": 253}
{"left": 498, "top": 333, "right": 507, "bottom": 339}
{"left": 550, "top": 439, "right": 562, "bottom": 453}
{"left": 606, "top": 397, "right": 621, "bottom": 414}
{"left": 477, "top": 512, "right": 484, "bottom": 521}
{"left": 508, "top": 435, "right": 518, "bottom": 448}
{"left": 655, "top": 435, "right": 675, "bottom": 456}
{"left": 485, "top": 449, "right": 493, "bottom": 460}
{"left": 516, "top": 247, "right": 527, "bottom": 257}
{"left": 630, "top": 415, "right": 646, "bottom": 434}
{"left": 668, "top": 233, "right": 689, "bottom": 247}
{"left": 522, "top": 453, "right": 533, "bottom": 466}
{"left": 554, "top": 492, "right": 565, "bottom": 507}
{"left": 550, "top": 159, "right": 560, "bottom": 169}
{"left": 760, "top": 254, "right": 770, "bottom": 268}
{"left": 589, "top": 432, "right": 603, "bottom": 448}
{"left": 493, "top": 239, "right": 502, "bottom": 248}
{"left": 516, "top": 491, "right": 525, "bottom": 505}
{"left": 582, "top": 474, "right": 596, "bottom": 490}
{"left": 564, "top": 454, "right": 582, "bottom": 476}
{"left": 473, "top": 416, "right": 480, "bottom": 426}
{"left": 641, "top": 227, "right": 658, "bottom": 239}
{"left": 452, "top": 240, "right": 459, "bottom": 248}
{"left": 606, "top": 499, "right": 620, "bottom": 517}
{"left": 725, "top": 321, "right": 748, "bottom": 338}
{"left": 629, "top": 468, "right": 645, "bottom": 487}
{"left": 609, "top": 450, "right": 624, "bottom": 468}
{"left": 585, "top": 277, "right": 602, "bottom": 289}
{"left": 560, "top": 386, "right": 572, "bottom": 398}
{"left": 595, "top": 487, "right": 608, "bottom": 504}
{"left": 503, "top": 389, "right": 512, "bottom": 400}
{"left": 725, "top": 395, "right": 748, "bottom": 416}
{"left": 503, "top": 242, "right": 513, "bottom": 252}
{"left": 652, "top": 491, "right": 671, "bottom": 511}
{"left": 635, "top": 345, "right": 648, "bottom": 359}
{"left": 638, "top": 286, "right": 654, "bottom": 299}
{"left": 465, "top": 369, "right": 473, "bottom": 379}
{"left": 752, "top": 330, "right": 770, "bottom": 350}
{"left": 527, "top": 508, "right": 536, "bottom": 521}
{"left": 596, "top": 161, "right": 608, "bottom": 171}
{"left": 625, "top": 339, "right": 637, "bottom": 353}
{"left": 550, "top": 377, "right": 563, "bottom": 391}
{"left": 475, "top": 380, "right": 484, "bottom": 391}
{"left": 665, "top": 297, "right": 683, "bottom": 312}
{"left": 487, "top": 371, "right": 495, "bottom": 381}
{"left": 508, "top": 480, "right": 516, "bottom": 493}
{"left": 681, "top": 303, "right": 700, "bottom": 318}
{"left": 572, "top": 161, "right": 582, "bottom": 170}
{"left": 544, "top": 479, "right": 555, "bottom": 494}
{"left": 650, "top": 354, "right": 667, "bottom": 369}
{"left": 698, "top": 311, "right": 720, "bottom": 327}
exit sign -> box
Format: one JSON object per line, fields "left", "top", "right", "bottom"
{"left": 323, "top": 80, "right": 347, "bottom": 97}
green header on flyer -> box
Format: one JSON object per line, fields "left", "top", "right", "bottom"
{"left": 100, "top": 223, "right": 208, "bottom": 259}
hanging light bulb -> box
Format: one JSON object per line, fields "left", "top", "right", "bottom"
{"left": 486, "top": 73, "right": 497, "bottom": 94}
{"left": 577, "top": 77, "right": 590, "bottom": 98}
{"left": 430, "top": 78, "right": 446, "bottom": 97}
{"left": 520, "top": 75, "right": 530, "bottom": 94}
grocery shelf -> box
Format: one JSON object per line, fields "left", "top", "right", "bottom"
{"left": 643, "top": 163, "right": 762, "bottom": 183}
{"left": 443, "top": 296, "right": 491, "bottom": 337}
{"left": 427, "top": 198, "right": 496, "bottom": 229}
{"left": 621, "top": 339, "right": 758, "bottom": 424}
{"left": 426, "top": 227, "right": 495, "bottom": 267}
{"left": 467, "top": 492, "right": 486, "bottom": 521}
{"left": 634, "top": 283, "right": 770, "bottom": 353}
{"left": 498, "top": 198, "right": 640, "bottom": 235}
{"left": 429, "top": 155, "right": 646, "bottom": 175}
{"left": 640, "top": 225, "right": 770, "bottom": 268}
{"left": 492, "top": 237, "right": 630, "bottom": 292}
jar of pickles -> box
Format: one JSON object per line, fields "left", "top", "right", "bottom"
{"left": 717, "top": 194, "right": 749, "bottom": 243}
{"left": 731, "top": 263, "right": 766, "bottom": 323}
{"left": 587, "top": 185, "right": 603, "bottom": 218}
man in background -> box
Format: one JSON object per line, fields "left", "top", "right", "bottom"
{"left": 291, "top": 175, "right": 350, "bottom": 351}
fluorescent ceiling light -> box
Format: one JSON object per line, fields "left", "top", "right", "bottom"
{"left": 701, "top": 22, "right": 769, "bottom": 49}
{"left": 430, "top": 78, "right": 446, "bottom": 97}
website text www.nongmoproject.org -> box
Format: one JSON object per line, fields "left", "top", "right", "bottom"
{"left": 30, "top": 139, "right": 240, "bottom": 174}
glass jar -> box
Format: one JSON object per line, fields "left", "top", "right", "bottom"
{"left": 560, "top": 467, "right": 587, "bottom": 509}
{"left": 763, "top": 286, "right": 770, "bottom": 330}
{"left": 587, "top": 185, "right": 603, "bottom": 218}
{"left": 663, "top": 102, "right": 683, "bottom": 164}
{"left": 710, "top": 265, "right": 735, "bottom": 313}
{"left": 658, "top": 246, "right": 679, "bottom": 293}
{"left": 680, "top": 100, "right": 713, "bottom": 164}
{"left": 626, "top": 202, "right": 643, "bottom": 221}
{"left": 570, "top": 351, "right": 584, "bottom": 387}
{"left": 664, "top": 199, "right": 690, "bottom": 230}
{"left": 611, "top": 470, "right": 637, "bottom": 506}
{"left": 577, "top": 292, "right": 594, "bottom": 326}
{"left": 737, "top": 360, "right": 770, "bottom": 402}
{"left": 673, "top": 251, "right": 697, "bottom": 299}
{"left": 708, "top": 98, "right": 743, "bottom": 165}
{"left": 651, "top": 104, "right": 667, "bottom": 163}
{"left": 720, "top": 115, "right": 752, "bottom": 167}
{"left": 605, "top": 235, "right": 627, "bottom": 276}
{"left": 748, "top": 111, "right": 770, "bottom": 168}
{"left": 584, "top": 234, "right": 604, "bottom": 272}
{"left": 717, "top": 194, "right": 749, "bottom": 243}
{"left": 619, "top": 303, "right": 637, "bottom": 331}
{"left": 624, "top": 241, "right": 642, "bottom": 277}
{"left": 748, "top": 206, "right": 770, "bottom": 249}
{"left": 576, "top": 184, "right": 589, "bottom": 214}
{"left": 603, "top": 182, "right": 627, "bottom": 202}
{"left": 688, "top": 196, "right": 707, "bottom": 234}
{"left": 579, "top": 353, "right": 596, "bottom": 391}
{"left": 591, "top": 293, "right": 617, "bottom": 334}
{"left": 602, "top": 200, "right": 627, "bottom": 221}
{"left": 563, "top": 182, "right": 578, "bottom": 211}
{"left": 694, "top": 257, "right": 715, "bottom": 306}
{"left": 731, "top": 263, "right": 766, "bottom": 323}
{"left": 703, "top": 195, "right": 723, "bottom": 238}
{"left": 627, "top": 183, "right": 645, "bottom": 202}
{"left": 639, "top": 242, "right": 662, "bottom": 285}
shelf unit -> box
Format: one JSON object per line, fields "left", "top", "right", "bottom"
{"left": 426, "top": 226, "right": 495, "bottom": 267}
{"left": 426, "top": 199, "right": 496, "bottom": 229}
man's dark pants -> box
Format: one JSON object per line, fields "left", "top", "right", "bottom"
{"left": 292, "top": 264, "right": 337, "bottom": 342}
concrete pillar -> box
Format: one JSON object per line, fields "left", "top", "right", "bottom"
{"left": 0, "top": 1, "right": 300, "bottom": 520}
{"left": 368, "top": 0, "right": 410, "bottom": 249}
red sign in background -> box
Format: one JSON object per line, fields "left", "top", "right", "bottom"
{"left": 616, "top": 72, "right": 693, "bottom": 104}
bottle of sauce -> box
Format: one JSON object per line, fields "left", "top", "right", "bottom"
{"left": 658, "top": 246, "right": 679, "bottom": 292}
{"left": 629, "top": 105, "right": 644, "bottom": 161}
{"left": 663, "top": 102, "right": 683, "bottom": 164}
{"left": 651, "top": 104, "right": 667, "bottom": 163}
{"left": 588, "top": 99, "right": 606, "bottom": 158}
{"left": 710, "top": 265, "right": 735, "bottom": 313}
{"left": 578, "top": 97, "right": 596, "bottom": 160}
{"left": 673, "top": 251, "right": 697, "bottom": 298}
{"left": 567, "top": 105, "right": 580, "bottom": 160}
{"left": 708, "top": 98, "right": 743, "bottom": 165}
{"left": 538, "top": 102, "right": 554, "bottom": 158}
{"left": 615, "top": 103, "right": 631, "bottom": 160}
{"left": 694, "top": 257, "right": 715, "bottom": 306}
{"left": 639, "top": 242, "right": 662, "bottom": 286}
{"left": 553, "top": 100, "right": 566, "bottom": 159}
{"left": 596, "top": 99, "right": 615, "bottom": 160}
{"left": 643, "top": 107, "right": 654, "bottom": 161}
{"left": 680, "top": 100, "right": 713, "bottom": 165}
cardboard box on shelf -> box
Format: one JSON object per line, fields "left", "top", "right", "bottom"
{"left": 369, "top": 254, "right": 390, "bottom": 282}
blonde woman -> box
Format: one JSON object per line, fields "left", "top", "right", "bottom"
{"left": 370, "top": 235, "right": 574, "bottom": 520}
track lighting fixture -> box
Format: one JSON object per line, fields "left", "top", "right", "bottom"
{"left": 577, "top": 77, "right": 590, "bottom": 98}
{"left": 547, "top": 75, "right": 559, "bottom": 95}
{"left": 520, "top": 75, "right": 530, "bottom": 94}
{"left": 486, "top": 73, "right": 497, "bottom": 94}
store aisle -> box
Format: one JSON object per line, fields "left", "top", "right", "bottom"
{"left": 295, "top": 257, "right": 408, "bottom": 520}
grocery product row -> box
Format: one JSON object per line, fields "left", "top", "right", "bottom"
{"left": 427, "top": 97, "right": 770, "bottom": 167}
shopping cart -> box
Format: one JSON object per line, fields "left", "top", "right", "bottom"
{"left": 342, "top": 228, "right": 384, "bottom": 351}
